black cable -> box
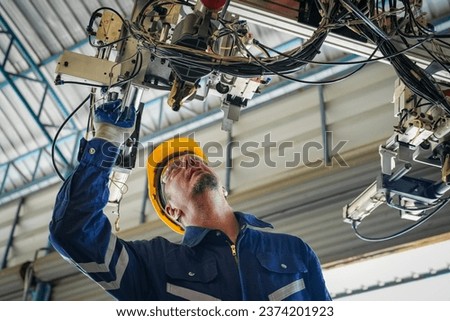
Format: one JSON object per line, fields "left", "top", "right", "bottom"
{"left": 231, "top": 20, "right": 380, "bottom": 85}
{"left": 429, "top": 33, "right": 450, "bottom": 39}
{"left": 88, "top": 34, "right": 131, "bottom": 48}
{"left": 351, "top": 199, "right": 450, "bottom": 242}
{"left": 388, "top": 7, "right": 450, "bottom": 80}
{"left": 436, "top": 38, "right": 450, "bottom": 49}
{"left": 56, "top": 80, "right": 106, "bottom": 88}
{"left": 134, "top": 0, "right": 337, "bottom": 79}
{"left": 401, "top": 0, "right": 435, "bottom": 36}
{"left": 254, "top": 36, "right": 430, "bottom": 66}
{"left": 87, "top": 6, "right": 126, "bottom": 36}
{"left": 52, "top": 95, "right": 90, "bottom": 182}
{"left": 218, "top": 32, "right": 328, "bottom": 77}
{"left": 238, "top": 37, "right": 368, "bottom": 85}
{"left": 110, "top": 50, "right": 144, "bottom": 88}
{"left": 340, "top": 0, "right": 450, "bottom": 114}
{"left": 391, "top": 6, "right": 430, "bottom": 41}
{"left": 341, "top": 0, "right": 388, "bottom": 40}
{"left": 152, "top": 12, "right": 329, "bottom": 77}
{"left": 420, "top": 43, "right": 450, "bottom": 76}
{"left": 254, "top": 43, "right": 272, "bottom": 58}
{"left": 213, "top": 1, "right": 347, "bottom": 76}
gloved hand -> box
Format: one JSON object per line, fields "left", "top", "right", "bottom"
{"left": 94, "top": 99, "right": 136, "bottom": 146}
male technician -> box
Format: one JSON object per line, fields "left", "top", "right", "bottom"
{"left": 49, "top": 100, "right": 331, "bottom": 301}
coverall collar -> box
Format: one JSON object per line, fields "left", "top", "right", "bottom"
{"left": 181, "top": 212, "right": 273, "bottom": 247}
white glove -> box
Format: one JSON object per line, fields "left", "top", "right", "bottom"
{"left": 94, "top": 99, "right": 136, "bottom": 145}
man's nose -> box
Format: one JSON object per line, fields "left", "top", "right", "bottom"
{"left": 182, "top": 155, "right": 201, "bottom": 167}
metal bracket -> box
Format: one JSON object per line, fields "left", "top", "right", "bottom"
{"left": 221, "top": 95, "right": 247, "bottom": 132}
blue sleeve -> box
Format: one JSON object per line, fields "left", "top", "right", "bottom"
{"left": 49, "top": 138, "right": 153, "bottom": 300}
{"left": 304, "top": 243, "right": 332, "bottom": 301}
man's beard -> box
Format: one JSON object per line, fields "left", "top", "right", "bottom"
{"left": 192, "top": 173, "right": 219, "bottom": 195}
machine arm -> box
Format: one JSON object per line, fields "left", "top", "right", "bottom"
{"left": 344, "top": 78, "right": 450, "bottom": 240}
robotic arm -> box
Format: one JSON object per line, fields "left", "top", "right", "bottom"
{"left": 343, "top": 78, "right": 450, "bottom": 239}
{"left": 55, "top": 0, "right": 278, "bottom": 130}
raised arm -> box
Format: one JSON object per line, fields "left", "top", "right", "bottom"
{"left": 49, "top": 101, "right": 152, "bottom": 300}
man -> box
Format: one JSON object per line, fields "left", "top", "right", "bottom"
{"left": 49, "top": 99, "right": 331, "bottom": 301}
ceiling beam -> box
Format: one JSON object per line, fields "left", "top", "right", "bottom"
{"left": 0, "top": 14, "right": 75, "bottom": 127}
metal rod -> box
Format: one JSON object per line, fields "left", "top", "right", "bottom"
{"left": 11, "top": 162, "right": 29, "bottom": 182}
{"left": 140, "top": 179, "right": 148, "bottom": 224}
{"left": 220, "top": 0, "right": 232, "bottom": 19}
{"left": 0, "top": 163, "right": 10, "bottom": 194}
{"left": 158, "top": 98, "right": 164, "bottom": 130}
{"left": 2, "top": 36, "right": 13, "bottom": 67}
{"left": 318, "top": 85, "right": 331, "bottom": 166}
{"left": 1, "top": 198, "right": 24, "bottom": 269}
{"left": 389, "top": 163, "right": 412, "bottom": 182}
{"left": 37, "top": 85, "right": 49, "bottom": 119}
{"left": 31, "top": 148, "right": 44, "bottom": 181}
{"left": 225, "top": 130, "right": 233, "bottom": 193}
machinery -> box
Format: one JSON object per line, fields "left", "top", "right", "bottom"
{"left": 344, "top": 77, "right": 450, "bottom": 241}
{"left": 53, "top": 0, "right": 328, "bottom": 212}
{"left": 53, "top": 0, "right": 450, "bottom": 240}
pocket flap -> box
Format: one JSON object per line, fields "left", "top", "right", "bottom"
{"left": 165, "top": 251, "right": 217, "bottom": 283}
{"left": 257, "top": 252, "right": 308, "bottom": 274}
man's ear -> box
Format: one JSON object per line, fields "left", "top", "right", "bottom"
{"left": 165, "top": 205, "right": 182, "bottom": 223}
{"left": 222, "top": 186, "right": 228, "bottom": 198}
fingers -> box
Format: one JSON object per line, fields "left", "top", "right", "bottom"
{"left": 95, "top": 99, "right": 136, "bottom": 128}
{"left": 99, "top": 99, "right": 122, "bottom": 112}
{"left": 116, "top": 106, "right": 136, "bottom": 123}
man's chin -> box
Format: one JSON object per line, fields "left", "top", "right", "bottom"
{"left": 192, "top": 173, "right": 219, "bottom": 195}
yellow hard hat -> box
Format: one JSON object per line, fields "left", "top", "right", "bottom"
{"left": 147, "top": 137, "right": 207, "bottom": 234}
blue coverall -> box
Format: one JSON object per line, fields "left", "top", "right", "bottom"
{"left": 49, "top": 138, "right": 332, "bottom": 301}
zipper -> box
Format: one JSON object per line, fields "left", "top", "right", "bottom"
{"left": 230, "top": 244, "right": 237, "bottom": 257}
{"left": 227, "top": 242, "right": 238, "bottom": 264}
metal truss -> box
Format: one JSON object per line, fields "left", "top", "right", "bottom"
{"left": 0, "top": 14, "right": 73, "bottom": 198}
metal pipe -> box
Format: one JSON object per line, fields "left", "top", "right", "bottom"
{"left": 389, "top": 163, "right": 412, "bottom": 182}
{"left": 431, "top": 182, "right": 450, "bottom": 197}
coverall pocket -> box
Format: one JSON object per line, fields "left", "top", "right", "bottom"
{"left": 257, "top": 252, "right": 310, "bottom": 300}
{"left": 165, "top": 257, "right": 218, "bottom": 282}
{"left": 165, "top": 251, "right": 221, "bottom": 300}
